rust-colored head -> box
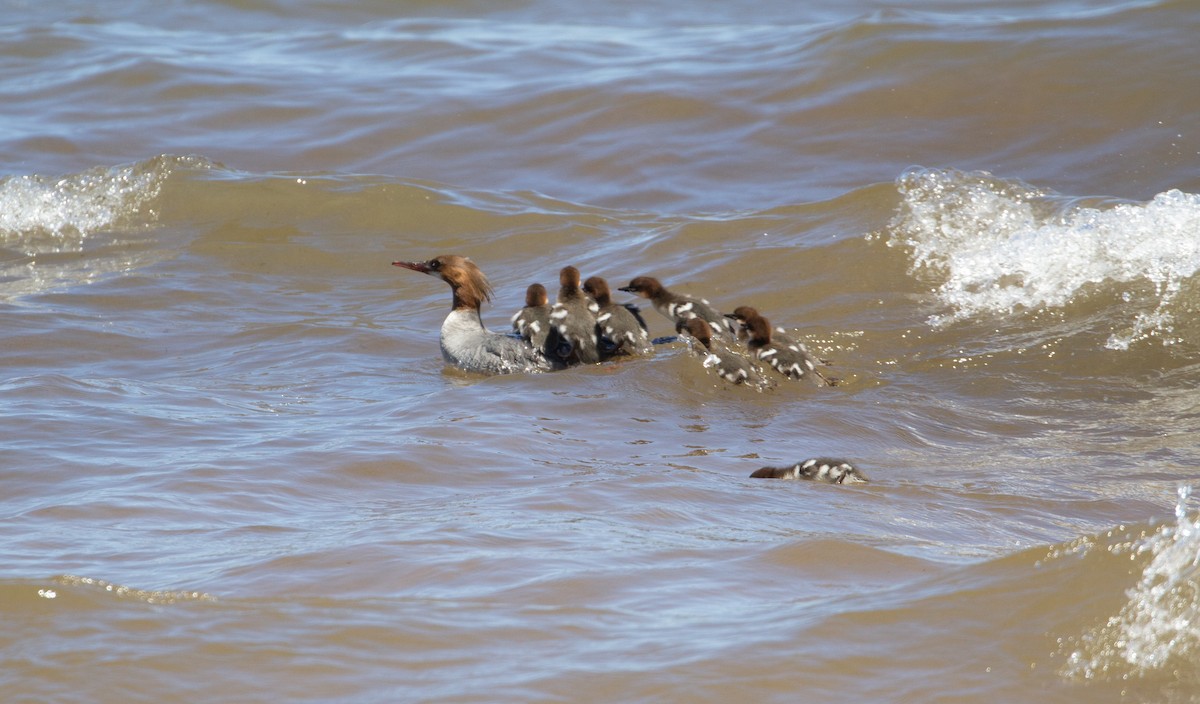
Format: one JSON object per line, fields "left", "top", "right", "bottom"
{"left": 524, "top": 282, "right": 548, "bottom": 307}
{"left": 744, "top": 312, "right": 773, "bottom": 347}
{"left": 559, "top": 266, "right": 581, "bottom": 288}
{"left": 683, "top": 317, "right": 714, "bottom": 351}
{"left": 617, "top": 276, "right": 664, "bottom": 299}
{"left": 725, "top": 305, "right": 760, "bottom": 340}
{"left": 582, "top": 276, "right": 611, "bottom": 306}
{"left": 392, "top": 254, "right": 493, "bottom": 310}
{"left": 726, "top": 305, "right": 759, "bottom": 322}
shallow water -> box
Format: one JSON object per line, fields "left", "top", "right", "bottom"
{"left": 3, "top": 1, "right": 1200, "bottom": 702}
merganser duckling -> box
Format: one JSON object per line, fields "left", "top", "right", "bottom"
{"left": 582, "top": 276, "right": 653, "bottom": 357}
{"left": 737, "top": 309, "right": 832, "bottom": 385}
{"left": 549, "top": 265, "right": 602, "bottom": 365}
{"left": 726, "top": 306, "right": 802, "bottom": 346}
{"left": 618, "top": 276, "right": 735, "bottom": 338}
{"left": 393, "top": 254, "right": 553, "bottom": 374}
{"left": 679, "top": 318, "right": 768, "bottom": 388}
{"left": 511, "top": 283, "right": 553, "bottom": 351}
{"left": 751, "top": 458, "right": 867, "bottom": 484}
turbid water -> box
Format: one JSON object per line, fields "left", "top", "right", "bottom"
{"left": 3, "top": 1, "right": 1200, "bottom": 701}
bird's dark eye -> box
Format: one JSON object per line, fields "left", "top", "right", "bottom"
{"left": 428, "top": 259, "right": 441, "bottom": 270}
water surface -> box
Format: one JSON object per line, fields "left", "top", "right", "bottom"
{"left": 3, "top": 1, "right": 1200, "bottom": 701}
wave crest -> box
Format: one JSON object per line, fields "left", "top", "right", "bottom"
{"left": 1061, "top": 485, "right": 1200, "bottom": 686}
{"left": 0, "top": 155, "right": 216, "bottom": 298}
{"left": 886, "top": 168, "right": 1200, "bottom": 350}
{"left": 0, "top": 155, "right": 213, "bottom": 253}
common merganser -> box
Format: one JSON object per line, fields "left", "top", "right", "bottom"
{"left": 392, "top": 255, "right": 552, "bottom": 374}
{"left": 679, "top": 318, "right": 769, "bottom": 388}
{"left": 736, "top": 309, "right": 832, "bottom": 385}
{"left": 549, "top": 265, "right": 602, "bottom": 365}
{"left": 751, "top": 458, "right": 867, "bottom": 484}
{"left": 618, "top": 276, "right": 735, "bottom": 338}
{"left": 726, "top": 306, "right": 802, "bottom": 347}
{"left": 511, "top": 283, "right": 553, "bottom": 351}
{"left": 582, "top": 276, "right": 653, "bottom": 357}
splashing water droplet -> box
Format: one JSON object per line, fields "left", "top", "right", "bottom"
{"left": 1062, "top": 483, "right": 1200, "bottom": 684}
{"left": 886, "top": 168, "right": 1200, "bottom": 349}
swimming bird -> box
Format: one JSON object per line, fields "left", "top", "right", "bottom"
{"left": 751, "top": 458, "right": 867, "bottom": 484}
{"left": 726, "top": 306, "right": 803, "bottom": 347}
{"left": 511, "top": 283, "right": 554, "bottom": 351}
{"left": 392, "top": 254, "right": 553, "bottom": 374}
{"left": 582, "top": 275, "right": 653, "bottom": 358}
{"left": 549, "top": 265, "right": 602, "bottom": 365}
{"left": 618, "top": 276, "right": 735, "bottom": 338}
{"left": 735, "top": 308, "right": 832, "bottom": 385}
{"left": 678, "top": 317, "right": 768, "bottom": 388}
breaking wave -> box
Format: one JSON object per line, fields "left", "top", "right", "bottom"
{"left": 0, "top": 158, "right": 179, "bottom": 250}
{"left": 886, "top": 168, "right": 1200, "bottom": 350}
{"left": 1061, "top": 485, "right": 1200, "bottom": 689}
{"left": 0, "top": 155, "right": 212, "bottom": 298}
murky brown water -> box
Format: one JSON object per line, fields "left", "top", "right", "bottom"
{"left": 4, "top": 1, "right": 1200, "bottom": 701}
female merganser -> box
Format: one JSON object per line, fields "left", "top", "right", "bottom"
{"left": 618, "top": 276, "right": 735, "bottom": 338}
{"left": 736, "top": 309, "right": 832, "bottom": 385}
{"left": 582, "top": 275, "right": 653, "bottom": 357}
{"left": 549, "top": 265, "right": 602, "bottom": 365}
{"left": 511, "top": 283, "right": 553, "bottom": 351}
{"left": 679, "top": 318, "right": 769, "bottom": 388}
{"left": 393, "top": 255, "right": 553, "bottom": 374}
{"left": 751, "top": 458, "right": 867, "bottom": 484}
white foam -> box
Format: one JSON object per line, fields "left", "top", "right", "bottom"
{"left": 886, "top": 168, "right": 1200, "bottom": 349}
{"left": 0, "top": 160, "right": 169, "bottom": 253}
{"left": 0, "top": 156, "right": 203, "bottom": 298}
{"left": 1063, "top": 485, "right": 1200, "bottom": 683}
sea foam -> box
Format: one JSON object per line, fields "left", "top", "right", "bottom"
{"left": 0, "top": 157, "right": 206, "bottom": 299}
{"left": 0, "top": 160, "right": 172, "bottom": 253}
{"left": 886, "top": 168, "right": 1200, "bottom": 349}
{"left": 1062, "top": 485, "right": 1200, "bottom": 686}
